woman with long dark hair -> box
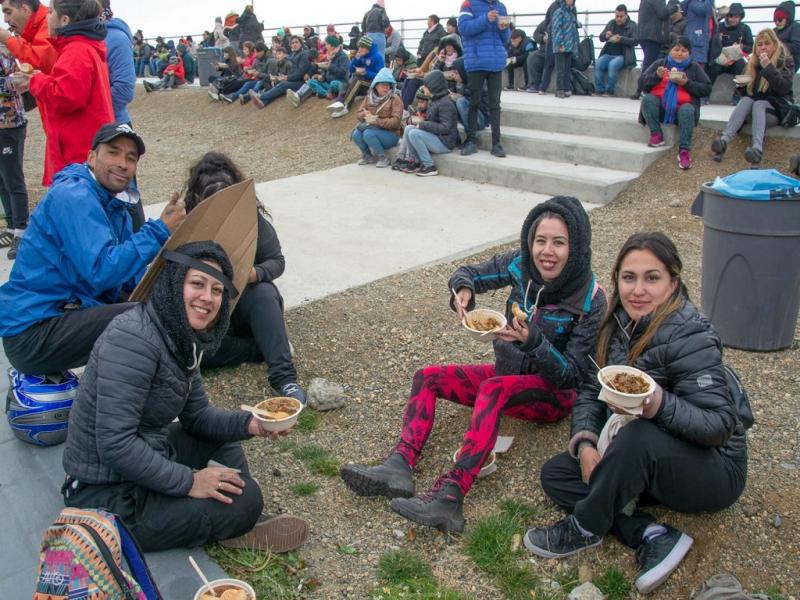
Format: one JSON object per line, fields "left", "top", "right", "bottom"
{"left": 13, "top": 0, "right": 113, "bottom": 185}
{"left": 525, "top": 232, "right": 747, "bottom": 595}
{"left": 182, "top": 152, "right": 306, "bottom": 404}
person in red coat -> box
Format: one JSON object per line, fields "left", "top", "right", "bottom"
{"left": 12, "top": 0, "right": 113, "bottom": 185}
{"left": 0, "top": 0, "right": 57, "bottom": 73}
{"left": 143, "top": 55, "right": 185, "bottom": 91}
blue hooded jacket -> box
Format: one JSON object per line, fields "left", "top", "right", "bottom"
{"left": 458, "top": 0, "right": 512, "bottom": 72}
{"left": 0, "top": 164, "right": 170, "bottom": 338}
{"left": 105, "top": 18, "right": 136, "bottom": 124}
{"left": 349, "top": 43, "right": 385, "bottom": 79}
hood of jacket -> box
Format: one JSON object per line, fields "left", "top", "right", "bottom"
{"left": 438, "top": 33, "right": 463, "bottom": 56}
{"left": 56, "top": 17, "right": 107, "bottom": 41}
{"left": 778, "top": 0, "right": 796, "bottom": 21}
{"left": 371, "top": 66, "right": 397, "bottom": 87}
{"left": 423, "top": 69, "right": 449, "bottom": 99}
{"left": 727, "top": 3, "right": 745, "bottom": 18}
{"left": 519, "top": 195, "right": 593, "bottom": 312}
{"left": 106, "top": 17, "right": 132, "bottom": 42}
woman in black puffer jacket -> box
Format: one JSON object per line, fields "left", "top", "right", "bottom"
{"left": 525, "top": 232, "right": 747, "bottom": 595}
{"left": 62, "top": 241, "right": 308, "bottom": 553}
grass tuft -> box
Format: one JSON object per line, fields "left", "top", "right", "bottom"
{"left": 372, "top": 550, "right": 470, "bottom": 600}
{"left": 295, "top": 408, "right": 320, "bottom": 433}
{"left": 206, "top": 545, "right": 308, "bottom": 598}
{"left": 290, "top": 481, "right": 319, "bottom": 496}
{"left": 595, "top": 567, "right": 631, "bottom": 600}
{"left": 292, "top": 443, "right": 340, "bottom": 476}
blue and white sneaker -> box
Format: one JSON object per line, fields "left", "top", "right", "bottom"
{"left": 279, "top": 382, "right": 306, "bottom": 405}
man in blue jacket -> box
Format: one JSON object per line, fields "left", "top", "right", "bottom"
{"left": 0, "top": 123, "right": 186, "bottom": 376}
{"left": 458, "top": 0, "right": 511, "bottom": 157}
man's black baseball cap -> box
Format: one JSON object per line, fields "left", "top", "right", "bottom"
{"left": 91, "top": 122, "right": 146, "bottom": 156}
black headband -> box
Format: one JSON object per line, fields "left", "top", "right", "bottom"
{"left": 162, "top": 250, "right": 239, "bottom": 298}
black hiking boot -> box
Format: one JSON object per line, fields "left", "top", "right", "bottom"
{"left": 634, "top": 525, "right": 693, "bottom": 594}
{"left": 711, "top": 137, "right": 727, "bottom": 162}
{"left": 340, "top": 453, "right": 414, "bottom": 499}
{"left": 389, "top": 480, "right": 465, "bottom": 533}
{"left": 523, "top": 515, "right": 602, "bottom": 558}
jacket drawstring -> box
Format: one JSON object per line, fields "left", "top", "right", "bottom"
{"left": 525, "top": 281, "right": 545, "bottom": 319}
{"left": 188, "top": 343, "right": 204, "bottom": 371}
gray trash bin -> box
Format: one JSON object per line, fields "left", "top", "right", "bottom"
{"left": 196, "top": 48, "right": 222, "bottom": 87}
{"left": 691, "top": 170, "right": 800, "bottom": 351}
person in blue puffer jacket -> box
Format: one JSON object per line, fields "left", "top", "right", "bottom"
{"left": 458, "top": 0, "right": 511, "bottom": 158}
{"left": 100, "top": 1, "right": 135, "bottom": 126}
{"left": 0, "top": 123, "right": 185, "bottom": 376}
{"left": 328, "top": 35, "right": 385, "bottom": 117}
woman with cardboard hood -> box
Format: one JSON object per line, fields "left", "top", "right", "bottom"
{"left": 341, "top": 196, "right": 606, "bottom": 533}
{"left": 62, "top": 241, "right": 308, "bottom": 553}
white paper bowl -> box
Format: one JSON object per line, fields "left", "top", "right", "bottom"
{"left": 597, "top": 365, "right": 655, "bottom": 410}
{"left": 453, "top": 449, "right": 497, "bottom": 478}
{"left": 194, "top": 578, "right": 256, "bottom": 600}
{"left": 733, "top": 75, "right": 752, "bottom": 86}
{"left": 253, "top": 397, "right": 304, "bottom": 433}
{"left": 462, "top": 309, "right": 507, "bottom": 342}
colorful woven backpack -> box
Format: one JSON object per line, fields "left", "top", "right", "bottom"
{"left": 34, "top": 508, "right": 162, "bottom": 600}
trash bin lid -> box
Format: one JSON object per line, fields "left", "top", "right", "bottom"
{"left": 706, "top": 169, "right": 800, "bottom": 201}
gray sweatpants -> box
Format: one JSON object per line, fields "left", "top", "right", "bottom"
{"left": 721, "top": 96, "right": 778, "bottom": 152}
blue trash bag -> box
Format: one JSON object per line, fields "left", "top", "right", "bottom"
{"left": 709, "top": 169, "right": 800, "bottom": 201}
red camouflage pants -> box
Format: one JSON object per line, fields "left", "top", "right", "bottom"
{"left": 392, "top": 364, "right": 576, "bottom": 495}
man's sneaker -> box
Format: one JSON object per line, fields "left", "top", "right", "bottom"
{"left": 416, "top": 164, "right": 438, "bottom": 177}
{"left": 0, "top": 229, "right": 12, "bottom": 247}
{"left": 491, "top": 143, "right": 506, "bottom": 158}
{"left": 744, "top": 146, "right": 762, "bottom": 164}
{"left": 523, "top": 515, "right": 603, "bottom": 558}
{"left": 143, "top": 80, "right": 154, "bottom": 93}
{"left": 648, "top": 132, "right": 665, "bottom": 147}
{"left": 526, "top": 85, "right": 539, "bottom": 93}
{"left": 634, "top": 526, "right": 693, "bottom": 594}
{"left": 358, "top": 153, "right": 376, "bottom": 165}
{"left": 392, "top": 158, "right": 410, "bottom": 171}
{"left": 278, "top": 382, "right": 306, "bottom": 405}
{"left": 7, "top": 235, "right": 20, "bottom": 260}
{"left": 375, "top": 155, "right": 391, "bottom": 168}
{"left": 460, "top": 141, "right": 478, "bottom": 156}
{"left": 538, "top": 89, "right": 546, "bottom": 95}
{"left": 399, "top": 160, "right": 420, "bottom": 174}
{"left": 251, "top": 93, "right": 265, "bottom": 109}
{"left": 207, "top": 88, "right": 220, "bottom": 101}
{"left": 340, "top": 452, "right": 415, "bottom": 499}
{"left": 220, "top": 93, "right": 234, "bottom": 103}
{"left": 678, "top": 148, "right": 692, "bottom": 170}
{"left": 326, "top": 100, "right": 345, "bottom": 114}
{"left": 711, "top": 137, "right": 727, "bottom": 162}
{"left": 220, "top": 514, "right": 309, "bottom": 553}
{"left": 564, "top": 90, "right": 572, "bottom": 97}
{"left": 389, "top": 480, "right": 465, "bottom": 532}
{"left": 331, "top": 106, "right": 349, "bottom": 118}
{"left": 286, "top": 89, "right": 301, "bottom": 107}
{"left": 240, "top": 93, "right": 251, "bottom": 105}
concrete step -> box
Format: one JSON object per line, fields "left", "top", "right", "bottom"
{"left": 477, "top": 125, "right": 664, "bottom": 172}
{"left": 501, "top": 102, "right": 676, "bottom": 146}
{"left": 432, "top": 151, "right": 637, "bottom": 205}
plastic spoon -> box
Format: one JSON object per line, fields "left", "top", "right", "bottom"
{"left": 240, "top": 403, "right": 292, "bottom": 420}
{"left": 588, "top": 355, "right": 620, "bottom": 392}
{"left": 189, "top": 555, "right": 217, "bottom": 598}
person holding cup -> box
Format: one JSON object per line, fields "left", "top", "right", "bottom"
{"left": 350, "top": 67, "right": 403, "bottom": 167}
{"left": 62, "top": 240, "right": 309, "bottom": 553}
{"left": 711, "top": 28, "right": 795, "bottom": 165}
{"left": 526, "top": 232, "right": 747, "bottom": 595}
{"left": 340, "top": 196, "right": 606, "bottom": 533}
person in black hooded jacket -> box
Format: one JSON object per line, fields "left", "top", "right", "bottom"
{"left": 525, "top": 232, "right": 747, "bottom": 595}
{"left": 62, "top": 240, "right": 309, "bottom": 553}
{"left": 506, "top": 29, "right": 536, "bottom": 90}
{"left": 400, "top": 70, "right": 459, "bottom": 176}
{"left": 708, "top": 3, "right": 753, "bottom": 99}
{"left": 340, "top": 196, "right": 606, "bottom": 533}
{"left": 773, "top": 0, "right": 800, "bottom": 72}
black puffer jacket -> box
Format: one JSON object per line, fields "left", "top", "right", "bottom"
{"left": 569, "top": 300, "right": 746, "bottom": 465}
{"left": 63, "top": 303, "right": 252, "bottom": 495}
{"left": 775, "top": 0, "right": 800, "bottom": 71}
{"left": 637, "top": 0, "right": 678, "bottom": 44}
{"left": 362, "top": 4, "right": 390, "bottom": 33}
{"left": 236, "top": 9, "right": 264, "bottom": 43}
{"left": 418, "top": 23, "right": 446, "bottom": 59}
{"left": 418, "top": 70, "right": 459, "bottom": 149}
{"left": 598, "top": 16, "right": 639, "bottom": 67}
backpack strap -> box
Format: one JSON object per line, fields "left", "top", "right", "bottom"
{"left": 117, "top": 516, "right": 163, "bottom": 600}
{"left": 74, "top": 523, "right": 139, "bottom": 600}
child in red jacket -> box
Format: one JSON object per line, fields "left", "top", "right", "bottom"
{"left": 143, "top": 56, "right": 185, "bottom": 92}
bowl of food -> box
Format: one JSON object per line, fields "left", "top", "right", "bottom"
{"left": 410, "top": 115, "right": 424, "bottom": 125}
{"left": 252, "top": 396, "right": 304, "bottom": 432}
{"left": 732, "top": 74, "right": 752, "bottom": 86}
{"left": 453, "top": 448, "right": 497, "bottom": 478}
{"left": 597, "top": 365, "right": 655, "bottom": 412}
{"left": 462, "top": 308, "right": 507, "bottom": 341}
{"left": 668, "top": 68, "right": 684, "bottom": 82}
{"left": 498, "top": 15, "right": 513, "bottom": 26}
{"left": 194, "top": 578, "right": 256, "bottom": 600}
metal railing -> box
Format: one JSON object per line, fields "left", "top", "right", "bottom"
{"left": 142, "top": 2, "right": 788, "bottom": 62}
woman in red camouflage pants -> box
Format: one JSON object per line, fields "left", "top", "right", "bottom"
{"left": 341, "top": 196, "right": 607, "bottom": 532}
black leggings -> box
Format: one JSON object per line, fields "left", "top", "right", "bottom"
{"left": 0, "top": 126, "right": 29, "bottom": 230}
{"left": 541, "top": 419, "right": 746, "bottom": 548}
{"left": 63, "top": 423, "right": 263, "bottom": 552}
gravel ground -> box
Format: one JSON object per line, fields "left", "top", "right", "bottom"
{"left": 16, "top": 89, "right": 800, "bottom": 599}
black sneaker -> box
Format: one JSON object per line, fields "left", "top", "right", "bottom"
{"left": 523, "top": 515, "right": 602, "bottom": 558}
{"left": 389, "top": 480, "right": 465, "bottom": 532}
{"left": 7, "top": 235, "right": 20, "bottom": 260}
{"left": 391, "top": 158, "right": 409, "bottom": 171}
{"left": 744, "top": 147, "right": 762, "bottom": 164}
{"left": 340, "top": 452, "right": 415, "bottom": 499}
{"left": 491, "top": 143, "right": 506, "bottom": 158}
{"left": 399, "top": 161, "right": 420, "bottom": 174}
{"left": 416, "top": 164, "right": 439, "bottom": 177}
{"left": 711, "top": 137, "right": 727, "bottom": 162}
{"left": 460, "top": 141, "right": 478, "bottom": 156}
{"left": 635, "top": 526, "right": 693, "bottom": 594}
